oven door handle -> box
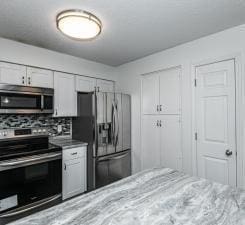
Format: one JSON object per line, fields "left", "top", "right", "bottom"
{"left": 0, "top": 152, "right": 61, "bottom": 167}
{"left": 0, "top": 194, "right": 61, "bottom": 218}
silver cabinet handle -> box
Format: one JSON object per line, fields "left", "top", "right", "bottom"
{"left": 159, "top": 105, "right": 162, "bottom": 111}
{"left": 28, "top": 76, "right": 31, "bottom": 85}
{"left": 159, "top": 120, "right": 162, "bottom": 127}
{"left": 157, "top": 105, "right": 159, "bottom": 112}
{"left": 22, "top": 76, "right": 25, "bottom": 84}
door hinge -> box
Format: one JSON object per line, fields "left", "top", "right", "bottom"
{"left": 194, "top": 79, "right": 197, "bottom": 87}
{"left": 195, "top": 132, "right": 197, "bottom": 141}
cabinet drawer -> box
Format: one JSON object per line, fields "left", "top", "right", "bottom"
{"left": 63, "top": 147, "right": 86, "bottom": 161}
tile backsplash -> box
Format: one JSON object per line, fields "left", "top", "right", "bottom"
{"left": 0, "top": 115, "right": 72, "bottom": 137}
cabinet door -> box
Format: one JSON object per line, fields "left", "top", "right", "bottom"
{"left": 27, "top": 67, "right": 53, "bottom": 88}
{"left": 96, "top": 79, "right": 114, "bottom": 92}
{"left": 0, "top": 62, "right": 26, "bottom": 85}
{"left": 141, "top": 74, "right": 159, "bottom": 115}
{"left": 159, "top": 68, "right": 181, "bottom": 114}
{"left": 54, "top": 72, "right": 77, "bottom": 117}
{"left": 141, "top": 115, "right": 160, "bottom": 170}
{"left": 63, "top": 157, "right": 86, "bottom": 200}
{"left": 159, "top": 115, "right": 181, "bottom": 170}
{"left": 76, "top": 76, "right": 96, "bottom": 92}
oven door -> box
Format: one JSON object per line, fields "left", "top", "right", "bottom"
{"left": 0, "top": 92, "right": 42, "bottom": 114}
{"left": 0, "top": 152, "right": 62, "bottom": 220}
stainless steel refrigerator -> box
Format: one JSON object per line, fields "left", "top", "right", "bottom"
{"left": 72, "top": 92, "right": 131, "bottom": 191}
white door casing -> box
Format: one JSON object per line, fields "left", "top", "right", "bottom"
{"left": 195, "top": 59, "right": 236, "bottom": 186}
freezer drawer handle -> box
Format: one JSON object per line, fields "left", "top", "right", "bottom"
{"left": 98, "top": 153, "right": 129, "bottom": 162}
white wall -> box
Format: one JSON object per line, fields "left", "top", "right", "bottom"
{"left": 115, "top": 24, "right": 245, "bottom": 177}
{"left": 0, "top": 37, "right": 116, "bottom": 80}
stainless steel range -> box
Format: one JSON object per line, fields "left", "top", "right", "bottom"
{"left": 0, "top": 128, "right": 62, "bottom": 224}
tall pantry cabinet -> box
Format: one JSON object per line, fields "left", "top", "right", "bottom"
{"left": 141, "top": 67, "right": 182, "bottom": 171}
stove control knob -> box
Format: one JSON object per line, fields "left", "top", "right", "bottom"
{"left": 38, "top": 129, "right": 42, "bottom": 133}
{"left": 3, "top": 131, "right": 7, "bottom": 136}
{"left": 33, "top": 129, "right": 37, "bottom": 134}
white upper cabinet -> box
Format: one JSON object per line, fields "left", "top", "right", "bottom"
{"left": 54, "top": 72, "right": 77, "bottom": 117}
{"left": 76, "top": 76, "right": 96, "bottom": 92}
{"left": 96, "top": 79, "right": 114, "bottom": 92}
{"left": 27, "top": 67, "right": 54, "bottom": 88}
{"left": 142, "top": 74, "right": 159, "bottom": 114}
{"left": 159, "top": 68, "right": 180, "bottom": 114}
{"left": 0, "top": 62, "right": 26, "bottom": 86}
{"left": 141, "top": 67, "right": 181, "bottom": 115}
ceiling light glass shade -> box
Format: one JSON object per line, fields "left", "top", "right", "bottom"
{"left": 57, "top": 10, "right": 102, "bottom": 40}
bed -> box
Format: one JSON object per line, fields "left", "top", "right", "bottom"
{"left": 9, "top": 167, "right": 245, "bottom": 225}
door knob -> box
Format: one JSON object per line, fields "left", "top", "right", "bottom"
{"left": 225, "top": 149, "right": 232, "bottom": 156}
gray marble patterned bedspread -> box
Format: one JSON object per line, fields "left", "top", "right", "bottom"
{"left": 10, "top": 168, "right": 245, "bottom": 225}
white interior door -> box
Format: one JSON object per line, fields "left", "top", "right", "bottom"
{"left": 159, "top": 68, "right": 181, "bottom": 114}
{"left": 141, "top": 74, "right": 159, "bottom": 115}
{"left": 141, "top": 115, "right": 160, "bottom": 170}
{"left": 195, "top": 59, "right": 236, "bottom": 186}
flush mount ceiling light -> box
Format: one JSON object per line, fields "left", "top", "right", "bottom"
{"left": 56, "top": 10, "right": 102, "bottom": 40}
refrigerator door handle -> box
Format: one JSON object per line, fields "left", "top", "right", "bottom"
{"left": 112, "top": 102, "right": 116, "bottom": 146}
{"left": 113, "top": 101, "right": 119, "bottom": 147}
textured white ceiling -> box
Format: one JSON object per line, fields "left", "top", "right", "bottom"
{"left": 0, "top": 0, "right": 245, "bottom": 66}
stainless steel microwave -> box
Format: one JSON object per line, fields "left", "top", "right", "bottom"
{"left": 0, "top": 84, "right": 54, "bottom": 114}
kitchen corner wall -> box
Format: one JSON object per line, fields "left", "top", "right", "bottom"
{"left": 115, "top": 24, "right": 245, "bottom": 180}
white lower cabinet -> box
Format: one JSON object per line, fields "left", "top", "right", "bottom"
{"left": 141, "top": 115, "right": 181, "bottom": 171}
{"left": 62, "top": 146, "right": 87, "bottom": 200}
